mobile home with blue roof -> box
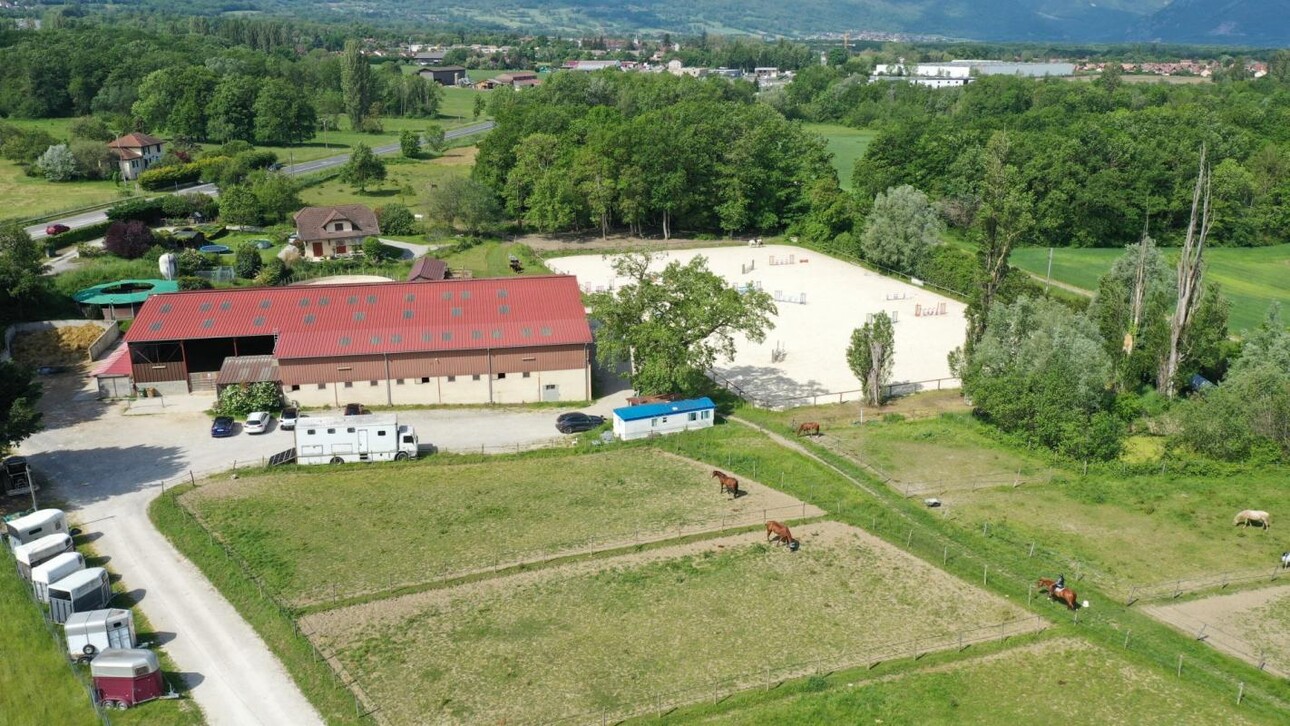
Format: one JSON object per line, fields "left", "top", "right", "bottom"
{"left": 611, "top": 397, "right": 716, "bottom": 441}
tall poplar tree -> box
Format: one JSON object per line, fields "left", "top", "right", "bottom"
{"left": 340, "top": 40, "right": 373, "bottom": 131}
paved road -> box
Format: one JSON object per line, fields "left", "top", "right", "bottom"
{"left": 18, "top": 363, "right": 625, "bottom": 724}
{"left": 24, "top": 121, "right": 496, "bottom": 241}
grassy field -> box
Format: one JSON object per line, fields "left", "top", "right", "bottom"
{"left": 307, "top": 522, "right": 1028, "bottom": 725}
{"left": 298, "top": 147, "right": 473, "bottom": 215}
{"left": 183, "top": 448, "right": 811, "bottom": 605}
{"left": 0, "top": 159, "right": 131, "bottom": 220}
{"left": 1009, "top": 244, "right": 1290, "bottom": 333}
{"left": 432, "top": 238, "right": 552, "bottom": 278}
{"left": 760, "top": 400, "right": 1059, "bottom": 493}
{"left": 0, "top": 549, "right": 101, "bottom": 726}
{"left": 675, "top": 638, "right": 1271, "bottom": 724}
{"left": 803, "top": 123, "right": 876, "bottom": 191}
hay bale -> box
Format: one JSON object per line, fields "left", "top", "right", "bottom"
{"left": 11, "top": 324, "right": 105, "bottom": 366}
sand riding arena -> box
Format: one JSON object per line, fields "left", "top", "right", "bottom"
{"left": 547, "top": 245, "right": 966, "bottom": 408}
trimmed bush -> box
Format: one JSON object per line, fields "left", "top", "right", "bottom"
{"left": 48, "top": 220, "right": 111, "bottom": 247}
{"left": 138, "top": 162, "right": 203, "bottom": 191}
{"left": 107, "top": 197, "right": 167, "bottom": 224}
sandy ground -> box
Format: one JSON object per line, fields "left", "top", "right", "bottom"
{"left": 291, "top": 274, "right": 394, "bottom": 285}
{"left": 547, "top": 245, "right": 966, "bottom": 407}
{"left": 1145, "top": 584, "right": 1290, "bottom": 678}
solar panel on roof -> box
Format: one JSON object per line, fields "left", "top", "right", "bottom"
{"left": 370, "top": 335, "right": 381, "bottom": 345}
{"left": 299, "top": 298, "right": 310, "bottom": 307}
{"left": 347, "top": 295, "right": 358, "bottom": 305}
{"left": 540, "top": 326, "right": 552, "bottom": 336}
{"left": 159, "top": 303, "right": 172, "bottom": 313}
{"left": 461, "top": 291, "right": 471, "bottom": 300}
{"left": 451, "top": 307, "right": 462, "bottom": 317}
{"left": 366, "top": 294, "right": 377, "bottom": 304}
{"left": 421, "top": 332, "right": 433, "bottom": 342}
{"left": 318, "top": 297, "right": 330, "bottom": 306}
{"left": 259, "top": 299, "right": 271, "bottom": 309}
{"left": 303, "top": 314, "right": 315, "bottom": 324}
{"left": 199, "top": 302, "right": 212, "bottom": 312}
{"left": 404, "top": 293, "right": 415, "bottom": 302}
{"left": 471, "top": 330, "right": 482, "bottom": 340}
{"left": 497, "top": 289, "right": 508, "bottom": 298}
{"left": 441, "top": 331, "right": 452, "bottom": 341}
{"left": 391, "top": 334, "right": 402, "bottom": 343}
{"left": 522, "top": 327, "right": 532, "bottom": 337}
{"left": 441, "top": 292, "right": 452, "bottom": 300}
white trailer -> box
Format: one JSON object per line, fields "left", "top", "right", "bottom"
{"left": 294, "top": 414, "right": 419, "bottom": 465}
{"left": 49, "top": 567, "right": 112, "bottom": 624}
{"left": 32, "top": 552, "right": 86, "bottom": 603}
{"left": 5, "top": 508, "right": 68, "bottom": 548}
{"left": 64, "top": 608, "right": 136, "bottom": 662}
{"left": 14, "top": 533, "right": 74, "bottom": 579}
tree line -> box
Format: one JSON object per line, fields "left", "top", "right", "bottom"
{"left": 473, "top": 72, "right": 832, "bottom": 238}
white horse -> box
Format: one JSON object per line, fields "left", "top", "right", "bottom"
{"left": 1281, "top": 551, "right": 1290, "bottom": 569}
{"left": 1233, "top": 510, "right": 1271, "bottom": 530}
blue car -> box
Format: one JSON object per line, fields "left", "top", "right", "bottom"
{"left": 210, "top": 416, "right": 236, "bottom": 438}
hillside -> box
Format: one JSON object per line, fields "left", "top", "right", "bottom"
{"left": 1137, "top": 0, "right": 1290, "bottom": 46}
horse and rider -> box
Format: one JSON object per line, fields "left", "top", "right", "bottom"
{"left": 1037, "top": 574, "right": 1085, "bottom": 611}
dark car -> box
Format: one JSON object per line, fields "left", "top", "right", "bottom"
{"left": 556, "top": 413, "right": 604, "bottom": 434}
{"left": 35, "top": 365, "right": 67, "bottom": 375}
{"left": 343, "top": 403, "right": 369, "bottom": 416}
{"left": 210, "top": 416, "right": 236, "bottom": 438}
{"left": 45, "top": 223, "right": 70, "bottom": 236}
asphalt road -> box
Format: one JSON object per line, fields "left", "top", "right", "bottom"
{"left": 25, "top": 120, "right": 496, "bottom": 240}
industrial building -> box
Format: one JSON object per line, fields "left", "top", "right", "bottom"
{"left": 122, "top": 276, "right": 594, "bottom": 405}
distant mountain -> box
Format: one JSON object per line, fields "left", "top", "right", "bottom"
{"left": 1137, "top": 0, "right": 1290, "bottom": 46}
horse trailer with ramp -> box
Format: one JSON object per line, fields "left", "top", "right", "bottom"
{"left": 91, "top": 648, "right": 166, "bottom": 709}
{"left": 612, "top": 397, "right": 716, "bottom": 441}
{"left": 14, "top": 533, "right": 74, "bottom": 579}
{"left": 31, "top": 551, "right": 86, "bottom": 603}
{"left": 49, "top": 567, "right": 112, "bottom": 624}
{"left": 65, "top": 608, "right": 136, "bottom": 662}
{"left": 292, "top": 414, "right": 420, "bottom": 465}
{"left": 5, "top": 508, "right": 67, "bottom": 547}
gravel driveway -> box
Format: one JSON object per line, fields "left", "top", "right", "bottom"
{"left": 17, "top": 368, "right": 628, "bottom": 725}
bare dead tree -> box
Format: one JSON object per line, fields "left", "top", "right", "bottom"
{"left": 1159, "top": 146, "right": 1213, "bottom": 397}
{"left": 1124, "top": 231, "right": 1154, "bottom": 355}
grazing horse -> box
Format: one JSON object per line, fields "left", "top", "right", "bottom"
{"left": 1234, "top": 510, "right": 1272, "bottom": 530}
{"left": 711, "top": 470, "right": 740, "bottom": 498}
{"left": 795, "top": 422, "right": 821, "bottom": 437}
{"left": 766, "top": 520, "right": 798, "bottom": 551}
{"left": 1037, "top": 578, "right": 1085, "bottom": 611}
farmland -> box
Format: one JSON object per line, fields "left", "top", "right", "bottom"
{"left": 298, "top": 146, "right": 474, "bottom": 216}
{"left": 1008, "top": 244, "right": 1290, "bottom": 333}
{"left": 803, "top": 123, "right": 875, "bottom": 191}
{"left": 183, "top": 448, "right": 819, "bottom": 606}
{"left": 305, "top": 522, "right": 1032, "bottom": 724}
{"left": 676, "top": 638, "right": 1272, "bottom": 724}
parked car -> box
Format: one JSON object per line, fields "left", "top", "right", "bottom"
{"left": 243, "top": 411, "right": 271, "bottom": 434}
{"left": 343, "top": 403, "right": 369, "bottom": 416}
{"left": 556, "top": 413, "right": 604, "bottom": 434}
{"left": 35, "top": 365, "right": 67, "bottom": 375}
{"left": 45, "top": 223, "right": 70, "bottom": 236}
{"left": 279, "top": 406, "right": 299, "bottom": 430}
{"left": 210, "top": 417, "right": 236, "bottom": 438}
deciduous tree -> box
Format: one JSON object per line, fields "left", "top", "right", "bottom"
{"left": 859, "top": 185, "right": 943, "bottom": 274}
{"left": 0, "top": 223, "right": 47, "bottom": 323}
{"left": 340, "top": 41, "right": 374, "bottom": 131}
{"left": 588, "top": 252, "right": 777, "bottom": 395}
{"left": 0, "top": 360, "right": 42, "bottom": 452}
{"left": 846, "top": 312, "right": 895, "bottom": 406}
{"left": 36, "top": 144, "right": 77, "bottom": 181}
{"left": 340, "top": 143, "right": 386, "bottom": 192}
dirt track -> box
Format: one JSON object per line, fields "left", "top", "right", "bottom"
{"left": 1145, "top": 584, "right": 1290, "bottom": 678}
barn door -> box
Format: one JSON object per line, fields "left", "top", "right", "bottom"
{"left": 542, "top": 384, "right": 559, "bottom": 402}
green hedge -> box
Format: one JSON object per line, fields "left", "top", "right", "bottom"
{"left": 138, "top": 163, "right": 203, "bottom": 191}
{"left": 45, "top": 220, "right": 110, "bottom": 249}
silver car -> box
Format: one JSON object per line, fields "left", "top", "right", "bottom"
{"left": 244, "top": 411, "right": 272, "bottom": 434}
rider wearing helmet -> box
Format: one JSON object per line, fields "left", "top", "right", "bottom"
{"left": 1054, "top": 574, "right": 1066, "bottom": 593}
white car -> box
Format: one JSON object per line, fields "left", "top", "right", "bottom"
{"left": 244, "top": 411, "right": 272, "bottom": 434}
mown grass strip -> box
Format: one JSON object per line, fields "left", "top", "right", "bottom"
{"left": 149, "top": 486, "right": 370, "bottom": 725}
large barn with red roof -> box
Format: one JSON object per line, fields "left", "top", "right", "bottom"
{"left": 123, "top": 275, "right": 593, "bottom": 406}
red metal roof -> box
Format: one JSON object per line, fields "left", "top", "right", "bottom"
{"left": 93, "top": 344, "right": 132, "bottom": 377}
{"left": 124, "top": 276, "right": 592, "bottom": 359}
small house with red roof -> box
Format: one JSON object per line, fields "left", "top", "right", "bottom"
{"left": 294, "top": 205, "right": 380, "bottom": 260}
{"left": 107, "top": 133, "right": 164, "bottom": 181}
{"left": 122, "top": 276, "right": 593, "bottom": 405}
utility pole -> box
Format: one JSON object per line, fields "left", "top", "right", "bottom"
{"left": 1045, "top": 247, "right": 1053, "bottom": 291}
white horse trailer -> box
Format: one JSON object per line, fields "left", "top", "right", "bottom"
{"left": 14, "top": 533, "right": 74, "bottom": 579}
{"left": 49, "top": 567, "right": 111, "bottom": 624}
{"left": 5, "top": 508, "right": 68, "bottom": 548}
{"left": 64, "top": 608, "right": 136, "bottom": 662}
{"left": 294, "top": 414, "right": 419, "bottom": 465}
{"left": 32, "top": 552, "right": 86, "bottom": 603}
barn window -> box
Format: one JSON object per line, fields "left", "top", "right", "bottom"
{"left": 496, "top": 373, "right": 506, "bottom": 380}
{"left": 522, "top": 372, "right": 530, "bottom": 378}
{"left": 306, "top": 428, "right": 316, "bottom": 435}
{"left": 688, "top": 412, "right": 697, "bottom": 421}
{"left": 344, "top": 381, "right": 353, "bottom": 388}
{"left": 702, "top": 411, "right": 711, "bottom": 419}
{"left": 447, "top": 376, "right": 456, "bottom": 382}
{"left": 420, "top": 377, "right": 430, "bottom": 384}
{"left": 370, "top": 381, "right": 378, "bottom": 387}
{"left": 378, "top": 430, "right": 387, "bottom": 436}
{"left": 326, "top": 428, "right": 336, "bottom": 434}
{"left": 317, "top": 383, "right": 326, "bottom": 390}
{"left": 472, "top": 374, "right": 481, "bottom": 381}
{"left": 661, "top": 417, "right": 669, "bottom": 424}
{"left": 291, "top": 385, "right": 300, "bottom": 391}
{"left": 651, "top": 418, "right": 658, "bottom": 427}
{"left": 397, "top": 379, "right": 406, "bottom": 385}
{"left": 347, "top": 427, "right": 355, "bottom": 433}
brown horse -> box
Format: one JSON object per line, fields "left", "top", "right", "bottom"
{"left": 1037, "top": 578, "right": 1084, "bottom": 611}
{"left": 766, "top": 520, "right": 798, "bottom": 551}
{"left": 795, "top": 422, "right": 821, "bottom": 437}
{"left": 711, "top": 470, "right": 740, "bottom": 498}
